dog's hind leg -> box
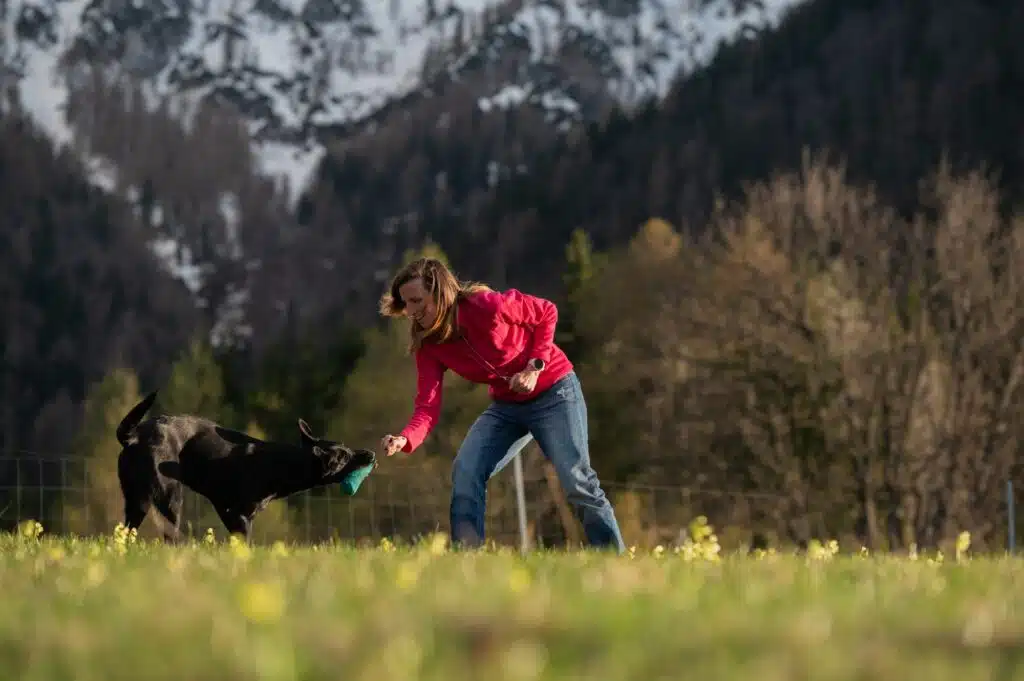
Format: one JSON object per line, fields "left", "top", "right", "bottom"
{"left": 123, "top": 497, "right": 151, "bottom": 534}
{"left": 153, "top": 485, "right": 185, "bottom": 544}
{"left": 118, "top": 451, "right": 152, "bottom": 534}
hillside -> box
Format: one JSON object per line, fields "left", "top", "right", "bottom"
{"left": 9, "top": 0, "right": 802, "bottom": 204}
{"left": 298, "top": 0, "right": 1024, "bottom": 307}
{"left": 1, "top": 0, "right": 807, "bottom": 356}
{"left": 0, "top": 109, "right": 200, "bottom": 455}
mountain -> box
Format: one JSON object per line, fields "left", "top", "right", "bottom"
{"left": 8, "top": 0, "right": 804, "bottom": 204}
{"left": 296, "top": 0, "right": 1024, "bottom": 316}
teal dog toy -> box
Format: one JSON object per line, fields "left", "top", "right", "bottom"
{"left": 339, "top": 462, "right": 375, "bottom": 495}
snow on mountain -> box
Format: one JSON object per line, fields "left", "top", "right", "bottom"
{"left": 9, "top": 0, "right": 805, "bottom": 205}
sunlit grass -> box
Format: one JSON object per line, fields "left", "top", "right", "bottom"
{"left": 2, "top": 517, "right": 1023, "bottom": 680}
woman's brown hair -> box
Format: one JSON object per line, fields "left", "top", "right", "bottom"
{"left": 379, "top": 257, "right": 491, "bottom": 353}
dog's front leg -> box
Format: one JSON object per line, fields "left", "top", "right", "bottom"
{"left": 212, "top": 504, "right": 251, "bottom": 542}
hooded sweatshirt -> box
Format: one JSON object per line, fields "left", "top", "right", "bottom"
{"left": 397, "top": 288, "right": 573, "bottom": 453}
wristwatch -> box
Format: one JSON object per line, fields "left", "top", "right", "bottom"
{"left": 527, "top": 358, "right": 545, "bottom": 372}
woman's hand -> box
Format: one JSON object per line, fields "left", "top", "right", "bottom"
{"left": 509, "top": 368, "right": 540, "bottom": 394}
{"left": 380, "top": 434, "right": 408, "bottom": 457}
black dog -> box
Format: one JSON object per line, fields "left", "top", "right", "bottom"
{"left": 115, "top": 390, "right": 376, "bottom": 542}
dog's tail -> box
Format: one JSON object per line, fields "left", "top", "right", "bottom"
{"left": 116, "top": 390, "right": 158, "bottom": 447}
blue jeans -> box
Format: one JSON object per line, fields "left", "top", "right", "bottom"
{"left": 449, "top": 372, "right": 626, "bottom": 553}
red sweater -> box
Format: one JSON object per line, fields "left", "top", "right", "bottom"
{"left": 398, "top": 288, "right": 573, "bottom": 453}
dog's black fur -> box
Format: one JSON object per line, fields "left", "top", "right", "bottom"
{"left": 115, "top": 390, "right": 376, "bottom": 541}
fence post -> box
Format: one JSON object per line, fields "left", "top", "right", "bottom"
{"left": 1008, "top": 480, "right": 1016, "bottom": 554}
{"left": 513, "top": 454, "right": 529, "bottom": 553}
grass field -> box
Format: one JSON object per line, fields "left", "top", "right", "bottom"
{"left": 2, "top": 519, "right": 1024, "bottom": 681}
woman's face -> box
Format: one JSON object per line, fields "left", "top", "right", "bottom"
{"left": 399, "top": 277, "right": 438, "bottom": 329}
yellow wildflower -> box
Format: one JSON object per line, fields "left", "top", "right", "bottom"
{"left": 238, "top": 580, "right": 285, "bottom": 624}
{"left": 396, "top": 562, "right": 418, "bottom": 590}
{"left": 427, "top": 532, "right": 448, "bottom": 556}
{"left": 19, "top": 519, "right": 43, "bottom": 540}
{"left": 229, "top": 534, "right": 252, "bottom": 562}
{"left": 955, "top": 531, "right": 971, "bottom": 562}
{"left": 508, "top": 566, "right": 531, "bottom": 594}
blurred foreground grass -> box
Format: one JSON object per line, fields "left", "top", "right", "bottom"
{"left": 2, "top": 519, "right": 1024, "bottom": 681}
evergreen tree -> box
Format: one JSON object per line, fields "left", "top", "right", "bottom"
{"left": 557, "top": 228, "right": 604, "bottom": 362}
{"left": 157, "top": 335, "right": 231, "bottom": 423}
{"left": 245, "top": 327, "right": 364, "bottom": 443}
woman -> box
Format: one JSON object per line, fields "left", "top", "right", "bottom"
{"left": 378, "top": 257, "right": 626, "bottom": 553}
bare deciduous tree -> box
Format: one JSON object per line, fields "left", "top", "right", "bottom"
{"left": 574, "top": 153, "right": 1024, "bottom": 550}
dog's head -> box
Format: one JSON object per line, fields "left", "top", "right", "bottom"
{"left": 297, "top": 419, "right": 376, "bottom": 481}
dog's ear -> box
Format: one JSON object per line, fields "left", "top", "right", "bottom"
{"left": 298, "top": 419, "right": 316, "bottom": 448}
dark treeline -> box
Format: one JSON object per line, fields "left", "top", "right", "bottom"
{"left": 1, "top": 0, "right": 1022, "bottom": 552}
{"left": 0, "top": 106, "right": 200, "bottom": 455}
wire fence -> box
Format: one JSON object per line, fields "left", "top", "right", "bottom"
{"left": 0, "top": 451, "right": 788, "bottom": 548}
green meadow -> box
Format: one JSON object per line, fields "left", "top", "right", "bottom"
{"left": 2, "top": 520, "right": 1023, "bottom": 681}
